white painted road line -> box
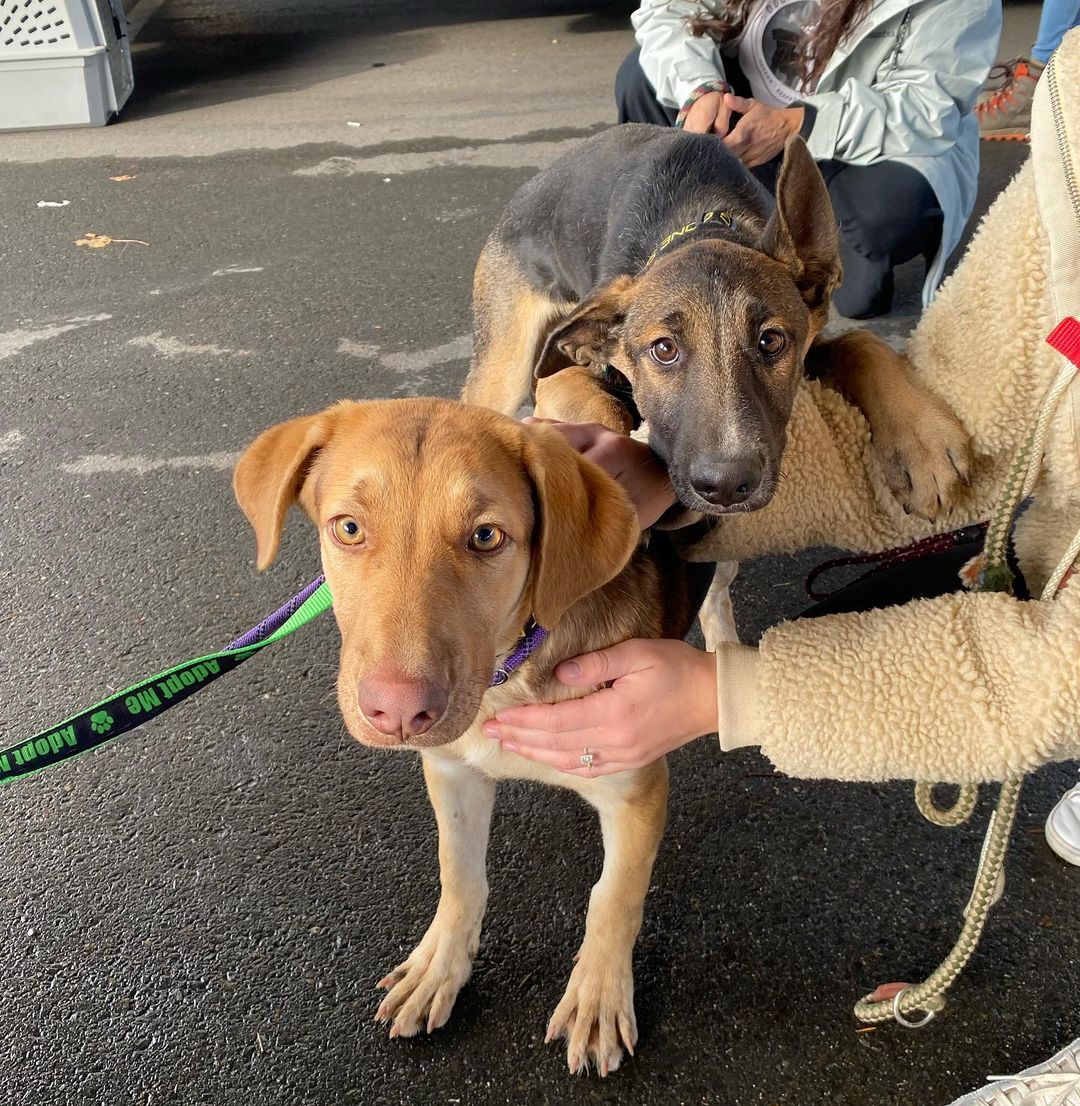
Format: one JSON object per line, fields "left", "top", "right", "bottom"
{"left": 60, "top": 451, "right": 239, "bottom": 476}
{"left": 0, "top": 314, "right": 112, "bottom": 360}
{"left": 128, "top": 333, "right": 254, "bottom": 358}
{"left": 212, "top": 266, "right": 265, "bottom": 276}
{"left": 296, "top": 138, "right": 581, "bottom": 178}
{"left": 337, "top": 334, "right": 471, "bottom": 371}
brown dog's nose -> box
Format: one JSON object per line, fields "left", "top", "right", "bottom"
{"left": 357, "top": 675, "right": 449, "bottom": 740}
{"left": 690, "top": 457, "right": 763, "bottom": 508}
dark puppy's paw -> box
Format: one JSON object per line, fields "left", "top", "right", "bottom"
{"left": 873, "top": 394, "right": 972, "bottom": 521}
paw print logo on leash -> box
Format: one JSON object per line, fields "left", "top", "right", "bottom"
{"left": 90, "top": 711, "right": 114, "bottom": 735}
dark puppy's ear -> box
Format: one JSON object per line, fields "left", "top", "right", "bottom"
{"left": 760, "top": 135, "right": 842, "bottom": 319}
{"left": 521, "top": 422, "right": 640, "bottom": 627}
{"left": 233, "top": 410, "right": 334, "bottom": 571}
{"left": 534, "top": 275, "right": 635, "bottom": 379}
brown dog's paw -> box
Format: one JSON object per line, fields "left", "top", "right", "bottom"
{"left": 871, "top": 391, "right": 972, "bottom": 522}
{"left": 374, "top": 927, "right": 476, "bottom": 1038}
{"left": 546, "top": 956, "right": 637, "bottom": 1077}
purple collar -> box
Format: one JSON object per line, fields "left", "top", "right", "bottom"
{"left": 490, "top": 618, "right": 548, "bottom": 686}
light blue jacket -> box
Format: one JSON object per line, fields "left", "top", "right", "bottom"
{"left": 631, "top": 0, "right": 1003, "bottom": 305}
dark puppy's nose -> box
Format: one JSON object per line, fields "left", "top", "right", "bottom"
{"left": 357, "top": 675, "right": 449, "bottom": 740}
{"left": 690, "top": 457, "right": 763, "bottom": 508}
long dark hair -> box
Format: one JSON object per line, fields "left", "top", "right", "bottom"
{"left": 687, "top": 0, "right": 877, "bottom": 88}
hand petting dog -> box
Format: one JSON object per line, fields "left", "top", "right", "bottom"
{"left": 485, "top": 639, "right": 718, "bottom": 777}
{"left": 722, "top": 94, "right": 805, "bottom": 168}
{"left": 524, "top": 418, "right": 677, "bottom": 528}
{"left": 680, "top": 90, "right": 733, "bottom": 136}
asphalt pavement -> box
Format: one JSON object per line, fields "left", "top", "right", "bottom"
{"left": 0, "top": 3, "right": 1076, "bottom": 1105}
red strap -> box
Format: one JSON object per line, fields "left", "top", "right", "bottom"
{"left": 1047, "top": 316, "right": 1080, "bottom": 368}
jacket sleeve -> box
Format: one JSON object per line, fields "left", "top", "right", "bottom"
{"left": 800, "top": 0, "right": 1000, "bottom": 165}
{"left": 631, "top": 0, "right": 726, "bottom": 109}
{"left": 715, "top": 582, "right": 1080, "bottom": 783}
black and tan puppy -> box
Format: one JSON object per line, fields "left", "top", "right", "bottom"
{"left": 463, "top": 125, "right": 969, "bottom": 519}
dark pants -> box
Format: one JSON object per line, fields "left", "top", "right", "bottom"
{"left": 615, "top": 48, "right": 944, "bottom": 319}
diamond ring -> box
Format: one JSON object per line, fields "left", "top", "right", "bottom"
{"left": 579, "top": 747, "right": 595, "bottom": 769}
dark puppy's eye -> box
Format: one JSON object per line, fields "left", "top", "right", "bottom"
{"left": 469, "top": 525, "right": 506, "bottom": 553}
{"left": 758, "top": 328, "right": 787, "bottom": 357}
{"left": 332, "top": 516, "right": 366, "bottom": 546}
{"left": 648, "top": 337, "right": 680, "bottom": 366}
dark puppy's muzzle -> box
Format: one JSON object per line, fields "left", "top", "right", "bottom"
{"left": 688, "top": 454, "right": 764, "bottom": 509}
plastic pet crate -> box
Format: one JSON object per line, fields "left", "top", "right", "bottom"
{"left": 0, "top": 0, "right": 134, "bottom": 130}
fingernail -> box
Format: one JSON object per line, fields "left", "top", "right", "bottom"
{"left": 483, "top": 724, "right": 500, "bottom": 739}
{"left": 561, "top": 660, "right": 581, "bottom": 680}
{"left": 502, "top": 741, "right": 519, "bottom": 753}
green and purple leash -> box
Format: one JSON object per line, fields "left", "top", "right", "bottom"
{"left": 2, "top": 575, "right": 548, "bottom": 787}
{"left": 0, "top": 577, "right": 333, "bottom": 787}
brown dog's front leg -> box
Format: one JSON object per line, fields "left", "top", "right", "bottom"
{"left": 811, "top": 330, "right": 973, "bottom": 520}
{"left": 375, "top": 755, "right": 495, "bottom": 1038}
{"left": 534, "top": 366, "right": 635, "bottom": 435}
{"left": 548, "top": 760, "right": 669, "bottom": 1076}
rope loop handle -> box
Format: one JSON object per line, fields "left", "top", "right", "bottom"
{"left": 855, "top": 777, "right": 1023, "bottom": 1025}
{"left": 914, "top": 782, "right": 980, "bottom": 827}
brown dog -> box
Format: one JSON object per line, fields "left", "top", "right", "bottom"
{"left": 234, "top": 397, "right": 709, "bottom": 1076}
{"left": 463, "top": 127, "right": 969, "bottom": 519}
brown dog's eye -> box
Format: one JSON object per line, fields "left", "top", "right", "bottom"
{"left": 758, "top": 328, "right": 787, "bottom": 357}
{"left": 648, "top": 337, "right": 680, "bottom": 366}
{"left": 332, "top": 517, "right": 366, "bottom": 546}
{"left": 469, "top": 525, "right": 506, "bottom": 553}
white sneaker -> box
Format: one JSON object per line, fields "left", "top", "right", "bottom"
{"left": 1046, "top": 783, "right": 1080, "bottom": 866}
{"left": 944, "top": 1037, "right": 1080, "bottom": 1104}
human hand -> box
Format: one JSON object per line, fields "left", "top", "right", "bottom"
{"left": 722, "top": 95, "right": 805, "bottom": 168}
{"left": 525, "top": 419, "right": 677, "bottom": 528}
{"left": 682, "top": 90, "right": 733, "bottom": 137}
{"left": 483, "top": 638, "right": 718, "bottom": 777}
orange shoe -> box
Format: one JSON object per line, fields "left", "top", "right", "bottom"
{"left": 976, "top": 57, "right": 1045, "bottom": 141}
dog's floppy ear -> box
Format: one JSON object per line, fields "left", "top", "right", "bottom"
{"left": 233, "top": 411, "right": 332, "bottom": 571}
{"left": 521, "top": 422, "right": 640, "bottom": 627}
{"left": 761, "top": 135, "right": 842, "bottom": 320}
{"left": 534, "top": 275, "right": 635, "bottom": 379}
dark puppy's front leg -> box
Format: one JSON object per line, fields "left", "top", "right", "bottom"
{"left": 548, "top": 760, "right": 668, "bottom": 1076}
{"left": 534, "top": 366, "right": 635, "bottom": 435}
{"left": 810, "top": 330, "right": 973, "bottom": 520}
{"left": 376, "top": 755, "right": 495, "bottom": 1037}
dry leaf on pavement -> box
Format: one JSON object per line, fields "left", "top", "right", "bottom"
{"left": 75, "top": 232, "right": 150, "bottom": 249}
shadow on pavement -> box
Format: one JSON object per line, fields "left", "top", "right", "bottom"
{"left": 124, "top": 0, "right": 634, "bottom": 120}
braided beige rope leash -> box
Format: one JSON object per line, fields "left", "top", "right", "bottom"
{"left": 854, "top": 779, "right": 1023, "bottom": 1026}
{"left": 854, "top": 334, "right": 1080, "bottom": 1031}
{"left": 856, "top": 49, "right": 1080, "bottom": 1026}
{"left": 852, "top": 49, "right": 1080, "bottom": 1028}
{"left": 854, "top": 368, "right": 1080, "bottom": 1026}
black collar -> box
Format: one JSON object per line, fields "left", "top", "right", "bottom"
{"left": 644, "top": 208, "right": 737, "bottom": 268}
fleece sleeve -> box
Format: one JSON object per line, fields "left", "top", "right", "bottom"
{"left": 631, "top": 0, "right": 725, "bottom": 109}
{"left": 800, "top": 0, "right": 1000, "bottom": 166}
{"left": 716, "top": 583, "right": 1080, "bottom": 783}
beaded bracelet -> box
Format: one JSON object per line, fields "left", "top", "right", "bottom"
{"left": 674, "top": 79, "right": 733, "bottom": 129}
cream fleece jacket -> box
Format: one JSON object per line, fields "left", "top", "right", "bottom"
{"left": 695, "top": 33, "right": 1080, "bottom": 784}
